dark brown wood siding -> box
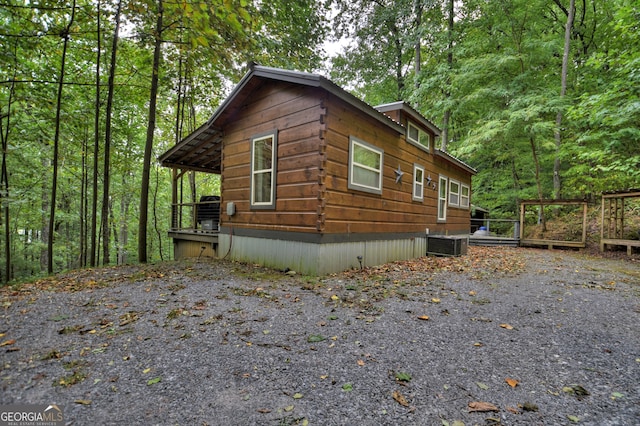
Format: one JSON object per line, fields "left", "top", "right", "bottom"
{"left": 219, "top": 80, "right": 471, "bottom": 236}
{"left": 321, "top": 94, "right": 471, "bottom": 235}
{"left": 220, "top": 81, "right": 324, "bottom": 233}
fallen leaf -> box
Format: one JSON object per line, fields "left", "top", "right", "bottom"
{"left": 431, "top": 298, "right": 441, "bottom": 303}
{"left": 522, "top": 402, "right": 538, "bottom": 412}
{"left": 147, "top": 377, "right": 161, "bottom": 385}
{"left": 395, "top": 372, "right": 412, "bottom": 382}
{"left": 357, "top": 359, "right": 365, "bottom": 366}
{"left": 567, "top": 415, "right": 579, "bottom": 423}
{"left": 320, "top": 375, "right": 328, "bottom": 380}
{"left": 468, "top": 401, "right": 499, "bottom": 412}
{"left": 476, "top": 382, "right": 489, "bottom": 390}
{"left": 284, "top": 405, "right": 294, "bottom": 412}
{"left": 0, "top": 339, "right": 16, "bottom": 347}
{"left": 307, "top": 334, "right": 326, "bottom": 343}
{"left": 257, "top": 408, "right": 271, "bottom": 413}
{"left": 392, "top": 390, "right": 409, "bottom": 407}
{"left": 611, "top": 392, "right": 624, "bottom": 400}
{"left": 417, "top": 315, "right": 430, "bottom": 320}
{"left": 505, "top": 378, "right": 519, "bottom": 388}
{"left": 293, "top": 393, "right": 303, "bottom": 399}
{"left": 143, "top": 368, "right": 151, "bottom": 374}
{"left": 499, "top": 323, "right": 514, "bottom": 330}
{"left": 473, "top": 342, "right": 483, "bottom": 347}
{"left": 469, "top": 290, "right": 477, "bottom": 296}
{"left": 74, "top": 399, "right": 92, "bottom": 405}
{"left": 342, "top": 383, "right": 353, "bottom": 392}
{"left": 506, "top": 406, "right": 520, "bottom": 414}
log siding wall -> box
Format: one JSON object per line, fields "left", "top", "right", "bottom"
{"left": 219, "top": 80, "right": 471, "bottom": 238}
{"left": 220, "top": 82, "right": 324, "bottom": 233}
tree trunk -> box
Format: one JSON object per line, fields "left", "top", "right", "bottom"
{"left": 529, "top": 136, "right": 547, "bottom": 232}
{"left": 0, "top": 55, "right": 16, "bottom": 283}
{"left": 138, "top": 0, "right": 163, "bottom": 263}
{"left": 554, "top": 0, "right": 575, "bottom": 199}
{"left": 101, "top": 0, "right": 122, "bottom": 265}
{"left": 414, "top": 0, "right": 423, "bottom": 90}
{"left": 47, "top": 0, "right": 76, "bottom": 274}
{"left": 441, "top": 0, "right": 455, "bottom": 152}
{"left": 90, "top": 0, "right": 102, "bottom": 267}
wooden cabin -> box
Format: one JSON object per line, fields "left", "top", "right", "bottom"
{"left": 159, "top": 65, "right": 476, "bottom": 274}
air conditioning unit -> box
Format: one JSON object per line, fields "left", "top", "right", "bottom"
{"left": 427, "top": 235, "right": 468, "bottom": 256}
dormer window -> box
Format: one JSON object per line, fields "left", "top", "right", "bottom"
{"left": 407, "top": 121, "right": 431, "bottom": 151}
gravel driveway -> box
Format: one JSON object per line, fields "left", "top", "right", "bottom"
{"left": 1, "top": 247, "right": 639, "bottom": 426}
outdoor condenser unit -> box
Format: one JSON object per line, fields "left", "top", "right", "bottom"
{"left": 426, "top": 235, "right": 469, "bottom": 256}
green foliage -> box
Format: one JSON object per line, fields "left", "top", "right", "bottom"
{"left": 0, "top": 0, "right": 328, "bottom": 282}
{"left": 325, "top": 0, "right": 639, "bottom": 215}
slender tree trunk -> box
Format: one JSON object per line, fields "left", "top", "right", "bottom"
{"left": 152, "top": 164, "right": 164, "bottom": 261}
{"left": 101, "top": 0, "right": 122, "bottom": 265}
{"left": 554, "top": 0, "right": 575, "bottom": 199}
{"left": 414, "top": 0, "right": 423, "bottom": 91}
{"left": 441, "top": 0, "right": 455, "bottom": 152}
{"left": 529, "top": 136, "right": 546, "bottom": 232}
{"left": 79, "top": 131, "right": 87, "bottom": 267}
{"left": 0, "top": 56, "right": 16, "bottom": 282}
{"left": 0, "top": 117, "right": 9, "bottom": 283}
{"left": 139, "top": 0, "right": 163, "bottom": 263}
{"left": 393, "top": 23, "right": 404, "bottom": 100}
{"left": 90, "top": 0, "right": 102, "bottom": 267}
{"left": 47, "top": 0, "right": 76, "bottom": 274}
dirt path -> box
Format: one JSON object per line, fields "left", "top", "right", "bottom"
{"left": 1, "top": 247, "right": 639, "bottom": 425}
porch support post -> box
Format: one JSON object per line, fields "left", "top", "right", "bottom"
{"left": 171, "top": 168, "right": 178, "bottom": 229}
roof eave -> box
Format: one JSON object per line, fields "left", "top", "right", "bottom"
{"left": 435, "top": 149, "right": 477, "bottom": 175}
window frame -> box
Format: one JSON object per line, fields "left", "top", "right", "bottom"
{"left": 460, "top": 184, "right": 470, "bottom": 209}
{"left": 412, "top": 163, "right": 424, "bottom": 202}
{"left": 449, "top": 179, "right": 460, "bottom": 207}
{"left": 406, "top": 121, "right": 431, "bottom": 152}
{"left": 250, "top": 130, "right": 278, "bottom": 209}
{"left": 438, "top": 175, "right": 448, "bottom": 222}
{"left": 348, "top": 136, "right": 384, "bottom": 195}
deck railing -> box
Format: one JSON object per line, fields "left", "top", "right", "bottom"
{"left": 171, "top": 199, "right": 220, "bottom": 233}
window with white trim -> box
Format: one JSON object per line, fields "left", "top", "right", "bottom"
{"left": 413, "top": 164, "right": 424, "bottom": 201}
{"left": 250, "top": 131, "right": 277, "bottom": 209}
{"left": 438, "top": 175, "right": 448, "bottom": 221}
{"left": 449, "top": 179, "right": 460, "bottom": 207}
{"left": 348, "top": 136, "right": 383, "bottom": 194}
{"left": 460, "top": 184, "right": 470, "bottom": 208}
{"left": 407, "top": 121, "right": 431, "bottom": 151}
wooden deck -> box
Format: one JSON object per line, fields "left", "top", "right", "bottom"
{"left": 168, "top": 229, "right": 219, "bottom": 259}
{"left": 469, "top": 235, "right": 519, "bottom": 247}
{"left": 601, "top": 238, "right": 640, "bottom": 255}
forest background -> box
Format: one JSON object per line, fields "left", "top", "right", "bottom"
{"left": 0, "top": 0, "right": 638, "bottom": 282}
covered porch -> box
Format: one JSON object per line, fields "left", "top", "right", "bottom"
{"left": 159, "top": 121, "right": 224, "bottom": 260}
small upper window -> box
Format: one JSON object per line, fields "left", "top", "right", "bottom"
{"left": 460, "top": 184, "right": 470, "bottom": 208}
{"left": 413, "top": 164, "right": 424, "bottom": 202}
{"left": 250, "top": 131, "right": 277, "bottom": 209}
{"left": 449, "top": 179, "right": 460, "bottom": 207}
{"left": 407, "top": 121, "right": 430, "bottom": 151}
{"left": 348, "top": 136, "right": 383, "bottom": 194}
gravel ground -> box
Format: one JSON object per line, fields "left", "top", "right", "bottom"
{"left": 1, "top": 247, "right": 639, "bottom": 426}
